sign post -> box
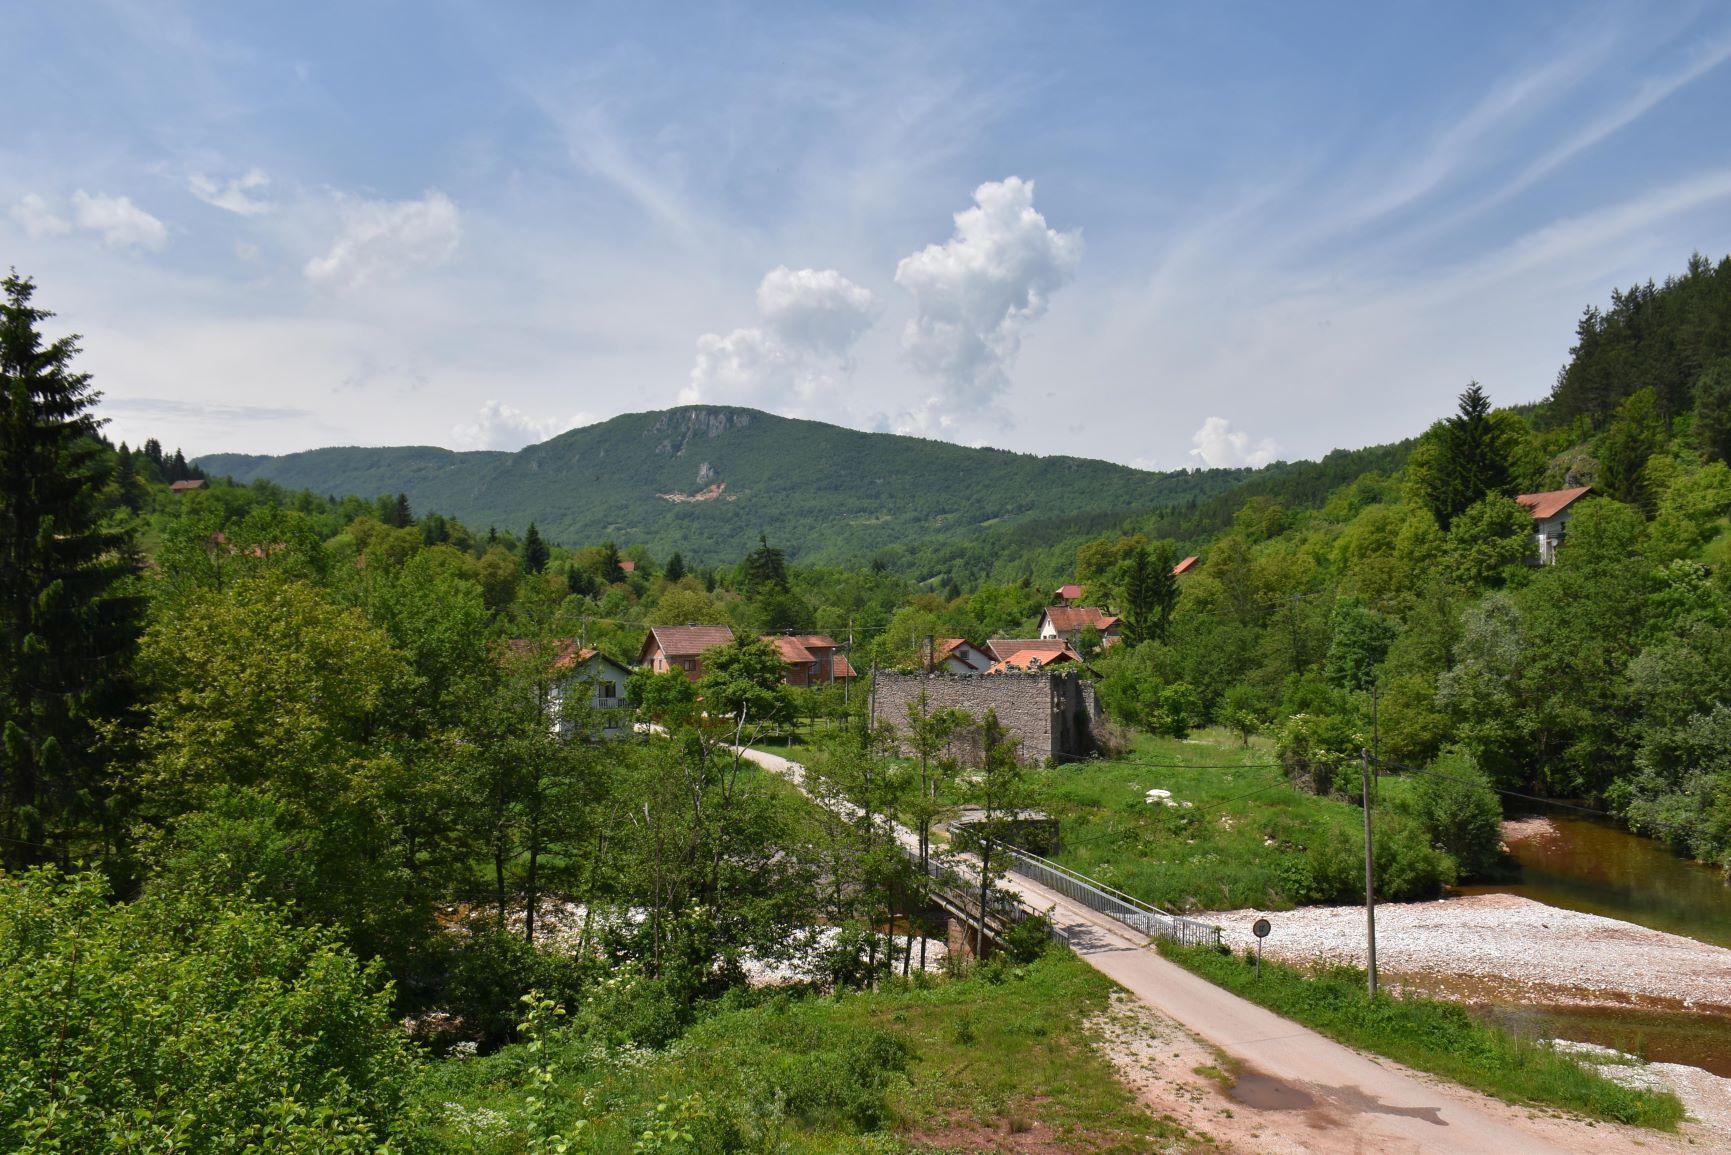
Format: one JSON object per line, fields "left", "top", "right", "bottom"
{"left": 1252, "top": 917, "right": 1270, "bottom": 977}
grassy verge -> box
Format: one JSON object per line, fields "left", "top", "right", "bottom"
{"left": 1028, "top": 729, "right": 1381, "bottom": 911}
{"left": 1157, "top": 941, "right": 1685, "bottom": 1131}
{"left": 418, "top": 952, "right": 1202, "bottom": 1153}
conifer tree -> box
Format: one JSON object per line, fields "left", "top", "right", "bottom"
{"left": 663, "top": 551, "right": 686, "bottom": 584}
{"left": 1431, "top": 382, "right": 1514, "bottom": 529}
{"left": 599, "top": 540, "right": 625, "bottom": 583}
{"left": 0, "top": 273, "right": 143, "bottom": 866}
{"left": 521, "top": 522, "right": 549, "bottom": 574}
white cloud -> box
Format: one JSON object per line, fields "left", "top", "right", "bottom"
{"left": 1189, "top": 417, "right": 1280, "bottom": 468}
{"left": 188, "top": 168, "right": 271, "bottom": 215}
{"left": 8, "top": 194, "right": 71, "bottom": 238}
{"left": 71, "top": 191, "right": 168, "bottom": 249}
{"left": 304, "top": 190, "right": 460, "bottom": 287}
{"left": 450, "top": 401, "right": 592, "bottom": 451}
{"left": 682, "top": 266, "right": 879, "bottom": 412}
{"left": 893, "top": 176, "right": 1081, "bottom": 432}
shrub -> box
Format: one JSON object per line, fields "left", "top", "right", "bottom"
{"left": 0, "top": 869, "right": 423, "bottom": 1153}
{"left": 1406, "top": 747, "right": 1504, "bottom": 879}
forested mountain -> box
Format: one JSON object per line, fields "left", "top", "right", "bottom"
{"left": 200, "top": 406, "right": 1274, "bottom": 568}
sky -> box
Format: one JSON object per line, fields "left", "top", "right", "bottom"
{"left": 6, "top": 2, "right": 1731, "bottom": 471}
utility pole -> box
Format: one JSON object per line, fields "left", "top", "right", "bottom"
{"left": 1361, "top": 747, "right": 1378, "bottom": 999}
{"left": 843, "top": 616, "right": 853, "bottom": 708}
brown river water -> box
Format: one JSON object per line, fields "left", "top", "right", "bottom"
{"left": 1455, "top": 813, "right": 1731, "bottom": 1075}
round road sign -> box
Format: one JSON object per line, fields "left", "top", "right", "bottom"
{"left": 1252, "top": 918, "right": 1271, "bottom": 939}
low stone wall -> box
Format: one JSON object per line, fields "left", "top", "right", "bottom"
{"left": 870, "top": 670, "right": 1096, "bottom": 766}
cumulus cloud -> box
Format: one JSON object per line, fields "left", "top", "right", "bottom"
{"left": 304, "top": 190, "right": 460, "bottom": 287}
{"left": 70, "top": 192, "right": 168, "bottom": 249}
{"left": 8, "top": 194, "right": 71, "bottom": 238}
{"left": 188, "top": 168, "right": 271, "bottom": 215}
{"left": 1189, "top": 416, "right": 1280, "bottom": 468}
{"left": 682, "top": 266, "right": 879, "bottom": 412}
{"left": 893, "top": 177, "right": 1081, "bottom": 433}
{"left": 450, "top": 401, "right": 593, "bottom": 451}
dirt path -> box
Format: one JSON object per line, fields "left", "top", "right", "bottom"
{"left": 739, "top": 745, "right": 1719, "bottom": 1153}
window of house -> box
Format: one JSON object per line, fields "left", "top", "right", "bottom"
{"left": 598, "top": 680, "right": 617, "bottom": 699}
{"left": 683, "top": 658, "right": 697, "bottom": 671}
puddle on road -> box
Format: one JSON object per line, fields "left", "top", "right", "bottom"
{"left": 1227, "top": 1071, "right": 1315, "bottom": 1110}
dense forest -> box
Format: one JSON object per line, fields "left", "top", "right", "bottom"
{"left": 198, "top": 405, "right": 1267, "bottom": 577}
{"left": 3, "top": 254, "right": 1731, "bottom": 1147}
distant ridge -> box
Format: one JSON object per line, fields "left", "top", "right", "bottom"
{"left": 198, "top": 406, "right": 1275, "bottom": 566}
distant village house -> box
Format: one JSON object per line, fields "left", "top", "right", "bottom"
{"left": 1037, "top": 606, "right": 1122, "bottom": 649}
{"left": 638, "top": 625, "right": 736, "bottom": 682}
{"left": 169, "top": 479, "right": 206, "bottom": 493}
{"left": 763, "top": 634, "right": 858, "bottom": 686}
{"left": 1515, "top": 485, "right": 1592, "bottom": 564}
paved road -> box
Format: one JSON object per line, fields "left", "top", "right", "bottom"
{"left": 737, "top": 744, "right": 1674, "bottom": 1154}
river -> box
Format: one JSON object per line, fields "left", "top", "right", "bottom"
{"left": 1456, "top": 812, "right": 1731, "bottom": 1076}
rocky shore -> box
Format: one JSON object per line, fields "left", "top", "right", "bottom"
{"left": 1200, "top": 892, "right": 1731, "bottom": 1012}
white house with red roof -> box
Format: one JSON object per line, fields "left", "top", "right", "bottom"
{"left": 504, "top": 639, "right": 635, "bottom": 739}
{"left": 931, "top": 637, "right": 992, "bottom": 673}
{"left": 1053, "top": 582, "right": 1084, "bottom": 604}
{"left": 1037, "top": 605, "right": 1122, "bottom": 648}
{"left": 1515, "top": 485, "right": 1592, "bottom": 564}
{"left": 984, "top": 637, "right": 1078, "bottom": 664}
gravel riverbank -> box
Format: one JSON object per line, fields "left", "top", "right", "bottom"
{"left": 1200, "top": 893, "right": 1731, "bottom": 1012}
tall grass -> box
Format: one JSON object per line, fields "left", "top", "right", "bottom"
{"left": 1158, "top": 942, "right": 1685, "bottom": 1131}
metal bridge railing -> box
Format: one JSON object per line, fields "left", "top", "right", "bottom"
{"left": 998, "top": 844, "right": 1222, "bottom": 949}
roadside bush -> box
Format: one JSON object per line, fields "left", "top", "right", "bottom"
{"left": 999, "top": 911, "right": 1056, "bottom": 963}
{"left": 1406, "top": 747, "right": 1504, "bottom": 879}
{"left": 0, "top": 869, "right": 423, "bottom": 1153}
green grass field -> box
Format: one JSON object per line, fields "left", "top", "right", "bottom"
{"left": 418, "top": 952, "right": 1202, "bottom": 1153}
{"left": 1027, "top": 729, "right": 1392, "bottom": 912}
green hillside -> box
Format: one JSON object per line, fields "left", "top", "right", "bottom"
{"left": 199, "top": 405, "right": 1263, "bottom": 565}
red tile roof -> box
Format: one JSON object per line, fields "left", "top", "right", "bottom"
{"left": 619, "top": 560, "right": 636, "bottom": 573}
{"left": 1040, "top": 606, "right": 1121, "bottom": 634}
{"left": 789, "top": 634, "right": 841, "bottom": 650}
{"left": 1055, "top": 583, "right": 1084, "bottom": 601}
{"left": 169, "top": 479, "right": 206, "bottom": 492}
{"left": 989, "top": 645, "right": 1081, "bottom": 673}
{"left": 984, "top": 637, "right": 1074, "bottom": 663}
{"left": 501, "top": 639, "right": 621, "bottom": 671}
{"left": 643, "top": 624, "right": 735, "bottom": 658}
{"left": 1515, "top": 486, "right": 1592, "bottom": 521}
{"left": 763, "top": 635, "right": 817, "bottom": 664}
{"left": 1172, "top": 555, "right": 1200, "bottom": 575}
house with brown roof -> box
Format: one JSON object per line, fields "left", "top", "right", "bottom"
{"left": 1515, "top": 485, "right": 1592, "bottom": 564}
{"left": 1054, "top": 583, "right": 1084, "bottom": 604}
{"left": 763, "top": 634, "right": 858, "bottom": 686}
{"left": 637, "top": 624, "right": 736, "bottom": 682}
{"left": 169, "top": 479, "right": 206, "bottom": 493}
{"left": 1037, "top": 606, "right": 1122, "bottom": 649}
{"left": 1172, "top": 555, "right": 1200, "bottom": 576}
{"left": 931, "top": 637, "right": 992, "bottom": 673}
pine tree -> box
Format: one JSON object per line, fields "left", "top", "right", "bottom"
{"left": 112, "top": 443, "right": 146, "bottom": 513}
{"left": 599, "top": 541, "right": 625, "bottom": 583}
{"left": 663, "top": 551, "right": 686, "bottom": 584}
{"left": 141, "top": 437, "right": 164, "bottom": 481}
{"left": 166, "top": 448, "right": 189, "bottom": 483}
{"left": 741, "top": 533, "right": 788, "bottom": 594}
{"left": 1436, "top": 382, "right": 1513, "bottom": 529}
{"left": 0, "top": 273, "right": 143, "bottom": 866}
{"left": 521, "top": 522, "right": 550, "bottom": 574}
{"left": 1123, "top": 543, "right": 1179, "bottom": 644}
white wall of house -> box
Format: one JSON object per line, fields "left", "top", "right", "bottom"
{"left": 550, "top": 656, "right": 634, "bottom": 739}
{"left": 1534, "top": 511, "right": 1575, "bottom": 564}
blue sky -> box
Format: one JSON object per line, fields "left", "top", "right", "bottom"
{"left": 6, "top": 2, "right": 1731, "bottom": 469}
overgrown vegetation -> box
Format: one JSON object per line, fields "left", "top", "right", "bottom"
{"left": 1157, "top": 942, "right": 1685, "bottom": 1131}
{"left": 417, "top": 952, "right": 1200, "bottom": 1153}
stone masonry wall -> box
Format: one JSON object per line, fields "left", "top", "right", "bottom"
{"left": 870, "top": 671, "right": 1096, "bottom": 766}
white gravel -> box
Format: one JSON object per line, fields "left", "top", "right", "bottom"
{"left": 1201, "top": 893, "right": 1731, "bottom": 1011}
{"left": 1552, "top": 1041, "right": 1731, "bottom": 1143}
